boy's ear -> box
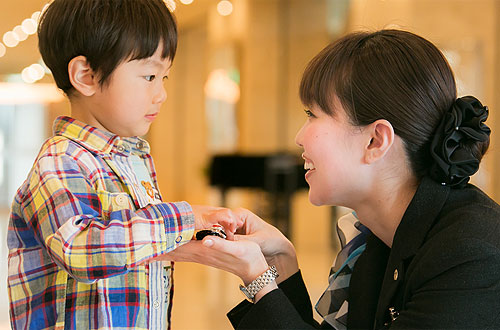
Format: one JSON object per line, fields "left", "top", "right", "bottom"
{"left": 68, "top": 56, "right": 99, "bottom": 97}
{"left": 363, "top": 119, "right": 395, "bottom": 164}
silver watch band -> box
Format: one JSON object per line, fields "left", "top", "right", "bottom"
{"left": 239, "top": 265, "right": 279, "bottom": 302}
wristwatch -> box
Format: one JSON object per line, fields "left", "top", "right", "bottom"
{"left": 239, "top": 265, "right": 279, "bottom": 302}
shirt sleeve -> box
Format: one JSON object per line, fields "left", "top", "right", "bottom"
{"left": 20, "top": 152, "right": 194, "bottom": 284}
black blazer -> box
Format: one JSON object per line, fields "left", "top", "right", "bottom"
{"left": 227, "top": 177, "right": 500, "bottom": 329}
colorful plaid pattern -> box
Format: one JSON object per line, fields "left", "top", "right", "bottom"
{"left": 8, "top": 116, "right": 194, "bottom": 329}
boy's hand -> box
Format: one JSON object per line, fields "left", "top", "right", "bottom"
{"left": 191, "top": 205, "right": 242, "bottom": 241}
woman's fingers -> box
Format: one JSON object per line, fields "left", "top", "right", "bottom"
{"left": 162, "top": 235, "right": 271, "bottom": 284}
{"left": 202, "top": 236, "right": 244, "bottom": 256}
{"left": 195, "top": 207, "right": 246, "bottom": 241}
{"left": 200, "top": 236, "right": 269, "bottom": 283}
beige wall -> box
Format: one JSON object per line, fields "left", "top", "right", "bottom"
{"left": 150, "top": 0, "right": 331, "bottom": 201}
{"left": 148, "top": 0, "right": 500, "bottom": 245}
{"left": 346, "top": 0, "right": 499, "bottom": 200}
{"left": 149, "top": 0, "right": 500, "bottom": 253}
{"left": 150, "top": 0, "right": 334, "bottom": 251}
{"left": 150, "top": 19, "right": 209, "bottom": 204}
{"left": 494, "top": 0, "right": 500, "bottom": 202}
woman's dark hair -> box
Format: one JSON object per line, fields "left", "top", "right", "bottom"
{"left": 38, "top": 0, "right": 177, "bottom": 96}
{"left": 300, "top": 29, "right": 489, "bottom": 181}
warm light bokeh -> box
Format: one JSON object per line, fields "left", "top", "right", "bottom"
{"left": 0, "top": 1, "right": 499, "bottom": 329}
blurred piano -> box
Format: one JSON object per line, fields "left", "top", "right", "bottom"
{"left": 209, "top": 153, "right": 308, "bottom": 238}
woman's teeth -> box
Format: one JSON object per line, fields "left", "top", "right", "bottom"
{"left": 304, "top": 162, "right": 315, "bottom": 170}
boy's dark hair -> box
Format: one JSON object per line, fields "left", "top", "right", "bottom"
{"left": 299, "top": 29, "right": 489, "bottom": 180}
{"left": 38, "top": 0, "right": 177, "bottom": 96}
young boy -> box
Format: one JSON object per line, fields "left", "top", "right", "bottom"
{"left": 7, "top": 0, "right": 236, "bottom": 329}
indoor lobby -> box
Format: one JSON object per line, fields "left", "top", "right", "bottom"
{"left": 1, "top": 0, "right": 500, "bottom": 329}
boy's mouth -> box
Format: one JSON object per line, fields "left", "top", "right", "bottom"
{"left": 145, "top": 112, "right": 159, "bottom": 121}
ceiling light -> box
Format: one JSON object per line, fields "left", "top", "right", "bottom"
{"left": 180, "top": 0, "right": 194, "bottom": 4}
{"left": 217, "top": 0, "right": 233, "bottom": 16}
{"left": 164, "top": 0, "right": 176, "bottom": 11}
{"left": 31, "top": 11, "right": 41, "bottom": 23}
{"left": 21, "top": 67, "right": 37, "bottom": 84}
{"left": 0, "top": 82, "right": 65, "bottom": 104}
{"left": 0, "top": 43, "right": 6, "bottom": 58}
{"left": 3, "top": 31, "right": 19, "bottom": 48}
{"left": 22, "top": 19, "right": 37, "bottom": 35}
{"left": 30, "top": 64, "right": 46, "bottom": 80}
{"left": 13, "top": 26, "right": 28, "bottom": 42}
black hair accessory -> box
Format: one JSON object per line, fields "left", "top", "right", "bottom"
{"left": 429, "top": 96, "right": 490, "bottom": 188}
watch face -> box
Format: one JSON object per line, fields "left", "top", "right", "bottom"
{"left": 195, "top": 225, "right": 227, "bottom": 240}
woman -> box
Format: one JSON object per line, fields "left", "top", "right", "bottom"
{"left": 166, "top": 30, "right": 500, "bottom": 329}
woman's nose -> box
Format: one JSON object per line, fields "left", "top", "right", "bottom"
{"left": 295, "top": 124, "right": 305, "bottom": 147}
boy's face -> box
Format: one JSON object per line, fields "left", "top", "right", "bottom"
{"left": 84, "top": 46, "right": 171, "bottom": 137}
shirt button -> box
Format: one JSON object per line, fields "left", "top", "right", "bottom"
{"left": 175, "top": 236, "right": 182, "bottom": 243}
{"left": 153, "top": 300, "right": 160, "bottom": 309}
{"left": 115, "top": 194, "right": 128, "bottom": 207}
{"left": 393, "top": 269, "right": 398, "bottom": 281}
{"left": 136, "top": 141, "right": 145, "bottom": 149}
{"left": 117, "top": 145, "right": 125, "bottom": 153}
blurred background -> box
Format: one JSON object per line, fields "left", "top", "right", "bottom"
{"left": 1, "top": 0, "right": 499, "bottom": 329}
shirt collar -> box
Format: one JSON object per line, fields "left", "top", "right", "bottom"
{"left": 53, "top": 116, "right": 151, "bottom": 156}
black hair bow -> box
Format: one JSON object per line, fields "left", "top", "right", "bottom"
{"left": 429, "top": 96, "right": 490, "bottom": 188}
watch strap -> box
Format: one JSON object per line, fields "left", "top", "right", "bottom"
{"left": 239, "top": 265, "right": 279, "bottom": 302}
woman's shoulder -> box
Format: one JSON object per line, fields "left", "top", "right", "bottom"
{"left": 442, "top": 184, "right": 500, "bottom": 227}
{"left": 406, "top": 185, "right": 500, "bottom": 292}
{"left": 423, "top": 183, "right": 500, "bottom": 256}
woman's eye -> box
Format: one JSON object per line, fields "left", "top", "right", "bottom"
{"left": 304, "top": 109, "right": 315, "bottom": 117}
{"left": 145, "top": 75, "right": 156, "bottom": 82}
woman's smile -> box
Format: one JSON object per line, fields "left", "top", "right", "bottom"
{"left": 302, "top": 154, "right": 316, "bottom": 180}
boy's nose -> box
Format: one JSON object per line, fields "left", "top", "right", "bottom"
{"left": 154, "top": 85, "right": 167, "bottom": 104}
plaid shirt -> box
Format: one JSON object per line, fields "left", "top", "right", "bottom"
{"left": 8, "top": 116, "right": 194, "bottom": 329}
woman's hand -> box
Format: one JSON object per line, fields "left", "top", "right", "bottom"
{"left": 162, "top": 236, "right": 279, "bottom": 303}
{"left": 190, "top": 205, "right": 242, "bottom": 240}
{"left": 231, "top": 208, "right": 299, "bottom": 283}
{"left": 162, "top": 236, "right": 270, "bottom": 285}
{"left": 162, "top": 207, "right": 299, "bottom": 284}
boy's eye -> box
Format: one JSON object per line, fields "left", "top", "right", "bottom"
{"left": 162, "top": 75, "right": 169, "bottom": 81}
{"left": 304, "top": 109, "right": 315, "bottom": 118}
{"left": 145, "top": 75, "right": 156, "bottom": 82}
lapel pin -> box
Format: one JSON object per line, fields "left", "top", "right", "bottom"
{"left": 389, "top": 307, "right": 399, "bottom": 322}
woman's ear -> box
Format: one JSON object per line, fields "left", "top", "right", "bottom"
{"left": 363, "top": 119, "right": 395, "bottom": 164}
{"left": 68, "top": 56, "right": 99, "bottom": 97}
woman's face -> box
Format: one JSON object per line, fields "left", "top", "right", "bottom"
{"left": 295, "top": 100, "right": 368, "bottom": 207}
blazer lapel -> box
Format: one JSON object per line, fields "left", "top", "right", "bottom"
{"left": 374, "top": 255, "right": 406, "bottom": 327}
{"left": 374, "top": 177, "right": 450, "bottom": 328}
{"left": 348, "top": 234, "right": 390, "bottom": 329}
